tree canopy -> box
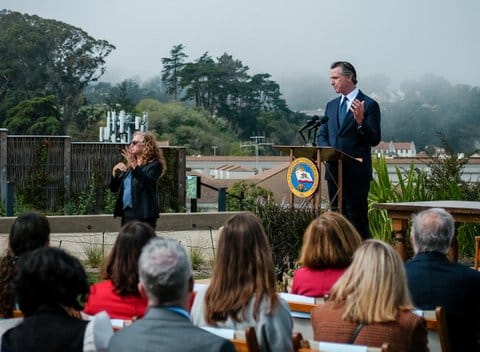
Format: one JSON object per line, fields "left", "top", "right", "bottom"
{"left": 0, "top": 10, "right": 115, "bottom": 132}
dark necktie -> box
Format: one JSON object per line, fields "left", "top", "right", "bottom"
{"left": 339, "top": 97, "right": 348, "bottom": 126}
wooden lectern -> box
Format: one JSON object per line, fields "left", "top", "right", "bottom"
{"left": 274, "top": 145, "right": 356, "bottom": 213}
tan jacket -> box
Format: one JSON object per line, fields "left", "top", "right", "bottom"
{"left": 311, "top": 301, "right": 428, "bottom": 352}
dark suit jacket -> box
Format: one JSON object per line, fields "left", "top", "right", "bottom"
{"left": 317, "top": 90, "right": 381, "bottom": 186}
{"left": 107, "top": 307, "right": 235, "bottom": 352}
{"left": 311, "top": 301, "right": 428, "bottom": 352}
{"left": 1, "top": 304, "right": 88, "bottom": 352}
{"left": 109, "top": 160, "right": 162, "bottom": 220}
{"left": 405, "top": 252, "right": 480, "bottom": 352}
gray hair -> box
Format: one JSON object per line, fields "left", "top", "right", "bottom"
{"left": 138, "top": 237, "right": 192, "bottom": 305}
{"left": 411, "top": 208, "right": 454, "bottom": 255}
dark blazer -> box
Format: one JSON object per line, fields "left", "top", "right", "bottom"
{"left": 318, "top": 90, "right": 381, "bottom": 186}
{"left": 311, "top": 301, "right": 428, "bottom": 352}
{"left": 406, "top": 251, "right": 480, "bottom": 352}
{"left": 317, "top": 90, "right": 381, "bottom": 238}
{"left": 109, "top": 160, "right": 162, "bottom": 220}
{"left": 1, "top": 304, "right": 88, "bottom": 352}
{"left": 108, "top": 307, "right": 235, "bottom": 352}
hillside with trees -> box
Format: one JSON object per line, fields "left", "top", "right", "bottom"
{"left": 1, "top": 10, "right": 480, "bottom": 155}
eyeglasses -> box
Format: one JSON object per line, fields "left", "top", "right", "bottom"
{"left": 131, "top": 140, "right": 143, "bottom": 146}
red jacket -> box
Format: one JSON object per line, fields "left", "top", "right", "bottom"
{"left": 84, "top": 280, "right": 147, "bottom": 320}
{"left": 291, "top": 267, "right": 346, "bottom": 297}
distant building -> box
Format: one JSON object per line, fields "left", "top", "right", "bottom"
{"left": 372, "top": 141, "right": 416, "bottom": 158}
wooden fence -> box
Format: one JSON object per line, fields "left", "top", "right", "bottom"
{"left": 0, "top": 129, "right": 186, "bottom": 213}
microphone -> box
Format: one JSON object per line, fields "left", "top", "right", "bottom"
{"left": 298, "top": 115, "right": 320, "bottom": 132}
{"left": 309, "top": 115, "right": 329, "bottom": 129}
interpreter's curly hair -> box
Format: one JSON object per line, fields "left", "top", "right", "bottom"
{"left": 0, "top": 212, "right": 50, "bottom": 317}
{"left": 103, "top": 221, "right": 156, "bottom": 296}
{"left": 135, "top": 131, "right": 167, "bottom": 176}
{"left": 13, "top": 247, "right": 89, "bottom": 316}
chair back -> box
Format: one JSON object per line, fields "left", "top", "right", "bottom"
{"left": 422, "top": 306, "right": 451, "bottom": 352}
{"left": 279, "top": 292, "right": 324, "bottom": 340}
{"left": 201, "top": 326, "right": 260, "bottom": 352}
{"left": 299, "top": 340, "right": 391, "bottom": 352}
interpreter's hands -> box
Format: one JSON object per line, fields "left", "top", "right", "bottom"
{"left": 121, "top": 146, "right": 137, "bottom": 169}
{"left": 350, "top": 99, "right": 365, "bottom": 125}
{"left": 112, "top": 162, "right": 127, "bottom": 176}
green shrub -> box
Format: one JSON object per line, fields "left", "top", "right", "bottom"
{"left": 81, "top": 237, "right": 105, "bottom": 268}
{"left": 368, "top": 156, "right": 432, "bottom": 243}
{"left": 253, "top": 203, "right": 317, "bottom": 280}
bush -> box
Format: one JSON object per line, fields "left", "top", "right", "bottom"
{"left": 253, "top": 203, "right": 317, "bottom": 280}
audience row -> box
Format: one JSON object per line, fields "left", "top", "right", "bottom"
{"left": 1, "top": 208, "right": 479, "bottom": 352}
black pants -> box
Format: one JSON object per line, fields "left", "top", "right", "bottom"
{"left": 121, "top": 208, "right": 157, "bottom": 230}
{"left": 327, "top": 178, "right": 370, "bottom": 240}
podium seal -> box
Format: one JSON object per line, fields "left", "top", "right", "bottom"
{"left": 286, "top": 157, "right": 319, "bottom": 198}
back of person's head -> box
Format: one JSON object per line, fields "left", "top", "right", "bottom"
{"left": 330, "top": 239, "right": 413, "bottom": 324}
{"left": 299, "top": 211, "right": 362, "bottom": 269}
{"left": 411, "top": 208, "right": 454, "bottom": 255}
{"left": 13, "top": 247, "right": 89, "bottom": 316}
{"left": 0, "top": 212, "right": 50, "bottom": 317}
{"left": 205, "top": 212, "right": 278, "bottom": 323}
{"left": 9, "top": 212, "right": 50, "bottom": 256}
{"left": 104, "top": 221, "right": 156, "bottom": 296}
{"left": 138, "top": 237, "right": 191, "bottom": 306}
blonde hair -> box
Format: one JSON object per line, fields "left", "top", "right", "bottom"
{"left": 134, "top": 131, "right": 167, "bottom": 176}
{"left": 329, "top": 239, "right": 413, "bottom": 323}
{"left": 298, "top": 211, "right": 362, "bottom": 269}
{"left": 204, "top": 212, "right": 278, "bottom": 323}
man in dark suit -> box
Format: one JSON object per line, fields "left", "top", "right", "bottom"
{"left": 108, "top": 237, "right": 235, "bottom": 352}
{"left": 318, "top": 61, "right": 381, "bottom": 239}
{"left": 405, "top": 208, "right": 480, "bottom": 352}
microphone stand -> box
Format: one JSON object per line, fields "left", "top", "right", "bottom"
{"left": 299, "top": 130, "right": 307, "bottom": 145}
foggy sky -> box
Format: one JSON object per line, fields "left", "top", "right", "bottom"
{"left": 2, "top": 0, "right": 480, "bottom": 90}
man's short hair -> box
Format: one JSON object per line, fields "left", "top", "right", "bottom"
{"left": 331, "top": 61, "right": 358, "bottom": 84}
{"left": 138, "top": 237, "right": 191, "bottom": 305}
{"left": 411, "top": 208, "right": 455, "bottom": 255}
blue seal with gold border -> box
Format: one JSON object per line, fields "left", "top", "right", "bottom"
{"left": 286, "top": 157, "right": 319, "bottom": 198}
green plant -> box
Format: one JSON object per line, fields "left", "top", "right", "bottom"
{"left": 368, "top": 156, "right": 432, "bottom": 242}
{"left": 188, "top": 246, "right": 205, "bottom": 270}
{"left": 227, "top": 180, "right": 274, "bottom": 212}
{"left": 81, "top": 237, "right": 105, "bottom": 268}
{"left": 254, "top": 203, "right": 317, "bottom": 279}
{"left": 103, "top": 189, "right": 116, "bottom": 213}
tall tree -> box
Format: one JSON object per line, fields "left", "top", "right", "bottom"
{"left": 4, "top": 95, "right": 61, "bottom": 135}
{"left": 161, "top": 44, "right": 187, "bottom": 101}
{"left": 0, "top": 10, "right": 115, "bottom": 132}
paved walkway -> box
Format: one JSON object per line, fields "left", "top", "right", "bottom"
{"left": 0, "top": 229, "right": 219, "bottom": 263}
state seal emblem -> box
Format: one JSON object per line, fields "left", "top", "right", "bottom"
{"left": 286, "top": 157, "right": 319, "bottom": 198}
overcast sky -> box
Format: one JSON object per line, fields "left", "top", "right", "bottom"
{"left": 2, "top": 0, "right": 480, "bottom": 89}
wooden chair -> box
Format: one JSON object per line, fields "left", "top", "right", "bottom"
{"left": 201, "top": 326, "right": 260, "bottom": 352}
{"left": 298, "top": 340, "right": 391, "bottom": 352}
{"left": 292, "top": 332, "right": 304, "bottom": 352}
{"left": 423, "top": 306, "right": 451, "bottom": 352}
{"left": 230, "top": 327, "right": 260, "bottom": 352}
{"left": 474, "top": 236, "right": 480, "bottom": 270}
{"left": 12, "top": 309, "right": 24, "bottom": 318}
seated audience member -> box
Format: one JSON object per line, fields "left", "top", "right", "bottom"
{"left": 291, "top": 211, "right": 362, "bottom": 297}
{"left": 311, "top": 240, "right": 428, "bottom": 352}
{"left": 1, "top": 247, "right": 113, "bottom": 352}
{"left": 84, "top": 221, "right": 155, "bottom": 320}
{"left": 108, "top": 237, "right": 234, "bottom": 352}
{"left": 191, "top": 212, "right": 293, "bottom": 352}
{"left": 406, "top": 207, "right": 480, "bottom": 352}
{"left": 0, "top": 212, "right": 50, "bottom": 318}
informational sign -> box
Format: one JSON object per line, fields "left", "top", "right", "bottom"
{"left": 286, "top": 157, "right": 319, "bottom": 198}
{"left": 186, "top": 175, "right": 201, "bottom": 199}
